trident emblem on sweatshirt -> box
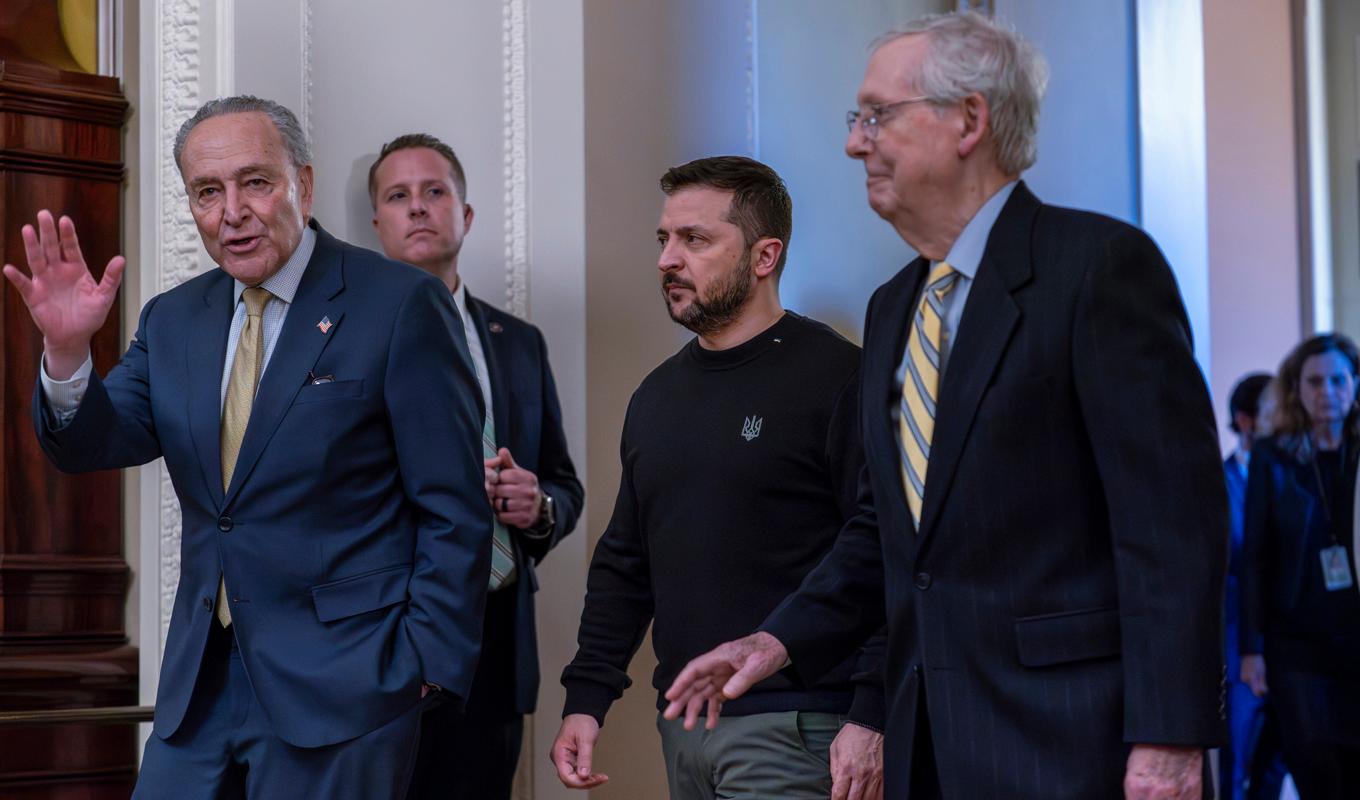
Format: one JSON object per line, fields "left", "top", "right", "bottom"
{"left": 741, "top": 416, "right": 763, "bottom": 441}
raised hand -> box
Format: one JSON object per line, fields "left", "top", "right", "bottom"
{"left": 662, "top": 631, "right": 788, "bottom": 730}
{"left": 2, "top": 210, "right": 125, "bottom": 379}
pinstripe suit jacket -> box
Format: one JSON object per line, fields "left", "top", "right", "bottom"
{"left": 764, "top": 183, "right": 1227, "bottom": 799}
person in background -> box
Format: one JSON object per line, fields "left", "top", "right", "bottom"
{"left": 1222, "top": 373, "right": 1288, "bottom": 800}
{"left": 1242, "top": 334, "right": 1360, "bottom": 799}
{"left": 369, "top": 133, "right": 585, "bottom": 800}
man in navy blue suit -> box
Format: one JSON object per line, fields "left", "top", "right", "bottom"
{"left": 2, "top": 96, "right": 491, "bottom": 798}
{"left": 368, "top": 133, "right": 584, "bottom": 800}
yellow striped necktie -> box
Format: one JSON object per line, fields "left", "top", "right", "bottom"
{"left": 899, "top": 262, "right": 959, "bottom": 527}
{"left": 217, "top": 286, "right": 272, "bottom": 627}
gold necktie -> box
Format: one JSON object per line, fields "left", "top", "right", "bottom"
{"left": 216, "top": 286, "right": 272, "bottom": 627}
{"left": 899, "top": 262, "right": 959, "bottom": 527}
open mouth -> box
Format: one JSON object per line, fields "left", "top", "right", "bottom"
{"left": 224, "top": 235, "right": 262, "bottom": 254}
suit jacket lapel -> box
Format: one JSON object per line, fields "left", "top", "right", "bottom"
{"left": 918, "top": 183, "right": 1039, "bottom": 541}
{"left": 223, "top": 226, "right": 346, "bottom": 507}
{"left": 464, "top": 292, "right": 510, "bottom": 445}
{"left": 187, "top": 271, "right": 236, "bottom": 508}
{"left": 869, "top": 258, "right": 929, "bottom": 532}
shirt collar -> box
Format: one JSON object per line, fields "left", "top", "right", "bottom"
{"left": 232, "top": 226, "right": 317, "bottom": 306}
{"left": 451, "top": 278, "right": 470, "bottom": 325}
{"left": 936, "top": 180, "right": 1019, "bottom": 280}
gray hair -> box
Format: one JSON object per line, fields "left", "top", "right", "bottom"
{"left": 876, "top": 12, "right": 1048, "bottom": 175}
{"left": 173, "top": 95, "right": 312, "bottom": 173}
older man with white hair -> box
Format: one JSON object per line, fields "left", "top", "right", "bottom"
{"left": 665, "top": 12, "right": 1228, "bottom": 800}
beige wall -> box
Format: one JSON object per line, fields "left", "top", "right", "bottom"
{"left": 582, "top": 1, "right": 748, "bottom": 794}
{"left": 1203, "top": 0, "right": 1305, "bottom": 447}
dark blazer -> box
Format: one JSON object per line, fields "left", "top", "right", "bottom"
{"left": 32, "top": 223, "right": 492, "bottom": 748}
{"left": 764, "top": 184, "right": 1228, "bottom": 798}
{"left": 1240, "top": 435, "right": 1360, "bottom": 663}
{"left": 464, "top": 291, "right": 583, "bottom": 715}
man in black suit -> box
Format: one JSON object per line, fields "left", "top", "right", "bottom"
{"left": 369, "top": 133, "right": 584, "bottom": 800}
{"left": 665, "top": 13, "right": 1227, "bottom": 800}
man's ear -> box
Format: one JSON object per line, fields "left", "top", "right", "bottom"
{"left": 957, "top": 92, "right": 991, "bottom": 160}
{"left": 463, "top": 202, "right": 475, "bottom": 235}
{"left": 297, "top": 163, "right": 315, "bottom": 218}
{"left": 751, "top": 237, "right": 783, "bottom": 279}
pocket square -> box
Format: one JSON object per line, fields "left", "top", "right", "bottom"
{"left": 306, "top": 371, "right": 336, "bottom": 385}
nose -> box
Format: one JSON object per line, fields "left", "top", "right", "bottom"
{"left": 657, "top": 239, "right": 682, "bottom": 274}
{"left": 846, "top": 124, "right": 872, "bottom": 159}
{"left": 407, "top": 195, "right": 427, "bottom": 218}
{"left": 222, "top": 185, "right": 249, "bottom": 227}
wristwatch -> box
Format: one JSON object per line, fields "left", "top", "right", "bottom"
{"left": 527, "top": 491, "right": 555, "bottom": 537}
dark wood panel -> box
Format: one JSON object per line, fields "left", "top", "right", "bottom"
{"left": 0, "top": 55, "right": 136, "bottom": 800}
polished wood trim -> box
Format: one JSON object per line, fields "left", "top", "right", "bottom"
{"left": 0, "top": 706, "right": 153, "bottom": 726}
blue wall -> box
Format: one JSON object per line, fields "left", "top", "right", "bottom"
{"left": 756, "top": 0, "right": 1140, "bottom": 340}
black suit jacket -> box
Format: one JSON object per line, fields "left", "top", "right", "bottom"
{"left": 764, "top": 184, "right": 1228, "bottom": 798}
{"left": 1240, "top": 434, "right": 1360, "bottom": 667}
{"left": 464, "top": 291, "right": 583, "bottom": 715}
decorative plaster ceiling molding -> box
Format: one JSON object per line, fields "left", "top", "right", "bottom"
{"left": 502, "top": 0, "right": 529, "bottom": 318}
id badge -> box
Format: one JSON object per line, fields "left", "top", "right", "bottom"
{"left": 1320, "top": 545, "right": 1355, "bottom": 591}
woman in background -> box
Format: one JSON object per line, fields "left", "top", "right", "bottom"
{"left": 1241, "top": 333, "right": 1360, "bottom": 798}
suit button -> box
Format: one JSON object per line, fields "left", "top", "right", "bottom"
{"left": 913, "top": 663, "right": 922, "bottom": 675}
{"left": 218, "top": 516, "right": 233, "bottom": 532}
{"left": 203, "top": 597, "right": 212, "bottom": 611}
{"left": 915, "top": 572, "right": 932, "bottom": 590}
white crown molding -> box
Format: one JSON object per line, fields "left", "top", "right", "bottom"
{"left": 153, "top": 0, "right": 209, "bottom": 648}
{"left": 301, "top": 0, "right": 314, "bottom": 145}
{"left": 502, "top": 0, "right": 529, "bottom": 318}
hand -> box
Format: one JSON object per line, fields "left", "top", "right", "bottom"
{"left": 550, "top": 713, "right": 609, "bottom": 789}
{"left": 662, "top": 631, "right": 788, "bottom": 730}
{"left": 2, "top": 210, "right": 125, "bottom": 379}
{"left": 831, "top": 722, "right": 884, "bottom": 800}
{"left": 1124, "top": 744, "right": 1201, "bottom": 800}
{"left": 1240, "top": 654, "right": 1268, "bottom": 698}
{"left": 488, "top": 448, "right": 543, "bottom": 528}
{"left": 484, "top": 459, "right": 500, "bottom": 505}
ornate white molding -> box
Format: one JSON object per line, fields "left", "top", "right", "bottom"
{"left": 155, "top": 0, "right": 207, "bottom": 646}
{"left": 300, "top": 0, "right": 314, "bottom": 145}
{"left": 502, "top": 0, "right": 529, "bottom": 318}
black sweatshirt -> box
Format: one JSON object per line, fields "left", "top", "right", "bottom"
{"left": 561, "top": 312, "right": 885, "bottom": 729}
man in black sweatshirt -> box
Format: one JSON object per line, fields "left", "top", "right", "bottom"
{"left": 551, "top": 156, "right": 885, "bottom": 800}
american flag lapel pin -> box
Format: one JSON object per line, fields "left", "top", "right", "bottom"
{"left": 317, "top": 316, "right": 332, "bottom": 334}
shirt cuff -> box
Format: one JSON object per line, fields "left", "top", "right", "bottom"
{"left": 41, "top": 352, "right": 93, "bottom": 424}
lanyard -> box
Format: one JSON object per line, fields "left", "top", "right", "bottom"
{"left": 1309, "top": 434, "right": 1347, "bottom": 547}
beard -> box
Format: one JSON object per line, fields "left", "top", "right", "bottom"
{"left": 662, "top": 251, "right": 754, "bottom": 336}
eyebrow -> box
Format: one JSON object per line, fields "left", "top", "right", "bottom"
{"left": 187, "top": 163, "right": 277, "bottom": 190}
{"left": 657, "top": 224, "right": 708, "bottom": 238}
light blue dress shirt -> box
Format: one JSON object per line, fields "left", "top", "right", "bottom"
{"left": 898, "top": 180, "right": 1018, "bottom": 384}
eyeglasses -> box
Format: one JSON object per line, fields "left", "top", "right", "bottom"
{"left": 845, "top": 97, "right": 933, "bottom": 139}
